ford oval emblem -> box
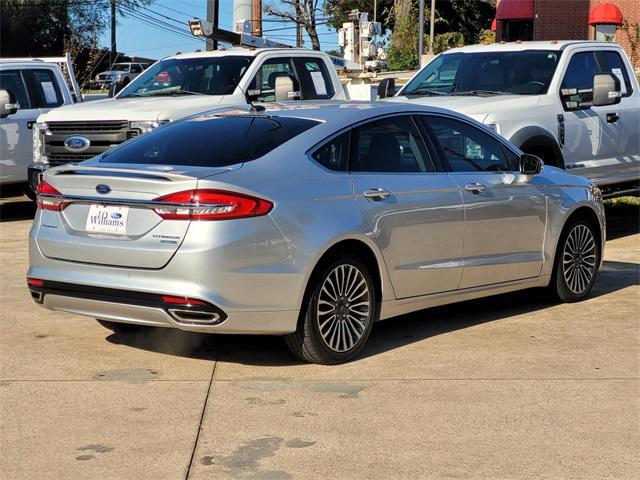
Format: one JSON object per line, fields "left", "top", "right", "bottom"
{"left": 96, "top": 184, "right": 111, "bottom": 195}
{"left": 63, "top": 135, "right": 91, "bottom": 153}
{"left": 110, "top": 212, "right": 122, "bottom": 219}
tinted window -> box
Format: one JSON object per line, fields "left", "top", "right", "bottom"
{"left": 28, "top": 69, "right": 64, "bottom": 108}
{"left": 295, "top": 58, "right": 334, "bottom": 99}
{"left": 130, "top": 64, "right": 143, "bottom": 73}
{"left": 596, "top": 50, "right": 633, "bottom": 96}
{"left": 248, "top": 58, "right": 297, "bottom": 102}
{"left": 101, "top": 115, "right": 318, "bottom": 167}
{"left": 561, "top": 52, "right": 598, "bottom": 106}
{"left": 119, "top": 56, "right": 252, "bottom": 98}
{"left": 312, "top": 131, "right": 349, "bottom": 171}
{"left": 425, "top": 116, "right": 513, "bottom": 172}
{"left": 403, "top": 50, "right": 561, "bottom": 96}
{"left": 352, "top": 116, "right": 433, "bottom": 173}
{"left": 0, "top": 70, "right": 29, "bottom": 108}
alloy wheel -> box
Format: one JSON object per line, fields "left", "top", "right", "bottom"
{"left": 562, "top": 224, "right": 597, "bottom": 295}
{"left": 316, "top": 264, "right": 372, "bottom": 353}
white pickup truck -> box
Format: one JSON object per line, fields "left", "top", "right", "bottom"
{"left": 387, "top": 41, "right": 640, "bottom": 197}
{"left": 30, "top": 47, "right": 346, "bottom": 191}
{"left": 0, "top": 58, "right": 76, "bottom": 197}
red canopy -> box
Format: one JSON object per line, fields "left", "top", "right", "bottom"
{"left": 496, "top": 0, "right": 534, "bottom": 20}
{"left": 589, "top": 3, "right": 624, "bottom": 25}
{"left": 491, "top": 19, "right": 497, "bottom": 32}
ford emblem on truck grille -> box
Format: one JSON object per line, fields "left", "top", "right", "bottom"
{"left": 96, "top": 184, "right": 111, "bottom": 195}
{"left": 64, "top": 136, "right": 90, "bottom": 152}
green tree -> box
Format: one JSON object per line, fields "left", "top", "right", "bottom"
{"left": 324, "top": 0, "right": 396, "bottom": 32}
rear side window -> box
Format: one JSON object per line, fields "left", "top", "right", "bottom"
{"left": 25, "top": 69, "right": 64, "bottom": 108}
{"left": 595, "top": 51, "right": 633, "bottom": 96}
{"left": 101, "top": 115, "right": 318, "bottom": 167}
{"left": 312, "top": 131, "right": 350, "bottom": 171}
{"left": 0, "top": 70, "right": 30, "bottom": 108}
{"left": 294, "top": 58, "right": 335, "bottom": 99}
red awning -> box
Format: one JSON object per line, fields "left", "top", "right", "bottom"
{"left": 491, "top": 19, "right": 497, "bottom": 32}
{"left": 589, "top": 3, "right": 624, "bottom": 25}
{"left": 496, "top": 0, "right": 534, "bottom": 21}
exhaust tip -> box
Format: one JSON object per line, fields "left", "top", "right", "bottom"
{"left": 168, "top": 308, "right": 225, "bottom": 326}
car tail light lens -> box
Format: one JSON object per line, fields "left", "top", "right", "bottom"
{"left": 162, "top": 295, "right": 206, "bottom": 306}
{"left": 36, "top": 180, "right": 64, "bottom": 211}
{"left": 27, "top": 278, "right": 45, "bottom": 287}
{"left": 152, "top": 189, "right": 273, "bottom": 220}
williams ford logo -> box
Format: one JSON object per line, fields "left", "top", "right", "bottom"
{"left": 90, "top": 210, "right": 124, "bottom": 228}
{"left": 63, "top": 135, "right": 91, "bottom": 153}
{"left": 110, "top": 212, "right": 122, "bottom": 219}
{"left": 95, "top": 184, "right": 111, "bottom": 195}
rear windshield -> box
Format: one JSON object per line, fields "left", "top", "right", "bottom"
{"left": 101, "top": 114, "right": 319, "bottom": 167}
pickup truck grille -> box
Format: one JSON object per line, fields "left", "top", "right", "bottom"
{"left": 43, "top": 121, "right": 139, "bottom": 167}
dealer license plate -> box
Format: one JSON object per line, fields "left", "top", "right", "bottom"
{"left": 85, "top": 204, "right": 129, "bottom": 235}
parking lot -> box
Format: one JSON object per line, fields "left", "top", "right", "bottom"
{"left": 1, "top": 197, "right": 638, "bottom": 479}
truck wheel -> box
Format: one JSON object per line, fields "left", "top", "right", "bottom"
{"left": 284, "top": 255, "right": 377, "bottom": 364}
{"left": 551, "top": 219, "right": 600, "bottom": 302}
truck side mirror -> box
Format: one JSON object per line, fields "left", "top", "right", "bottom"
{"left": 0, "top": 89, "right": 19, "bottom": 118}
{"left": 519, "top": 153, "right": 543, "bottom": 175}
{"left": 377, "top": 78, "right": 396, "bottom": 99}
{"left": 274, "top": 75, "right": 299, "bottom": 102}
{"left": 593, "top": 73, "right": 621, "bottom": 107}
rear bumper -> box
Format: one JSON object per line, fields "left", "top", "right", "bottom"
{"left": 28, "top": 279, "right": 298, "bottom": 335}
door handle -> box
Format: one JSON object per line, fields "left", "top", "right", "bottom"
{"left": 362, "top": 188, "right": 391, "bottom": 200}
{"left": 606, "top": 113, "right": 619, "bottom": 123}
{"left": 464, "top": 183, "right": 487, "bottom": 194}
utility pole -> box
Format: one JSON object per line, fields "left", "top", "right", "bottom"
{"left": 295, "top": 2, "right": 303, "bottom": 47}
{"left": 206, "top": 0, "right": 219, "bottom": 50}
{"left": 110, "top": 0, "right": 116, "bottom": 67}
{"left": 428, "top": 0, "right": 435, "bottom": 55}
{"left": 252, "top": 0, "right": 262, "bottom": 36}
{"left": 418, "top": 0, "right": 424, "bottom": 67}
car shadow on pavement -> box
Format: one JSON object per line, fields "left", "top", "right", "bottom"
{"left": 106, "top": 257, "right": 639, "bottom": 366}
{"left": 0, "top": 198, "right": 36, "bottom": 222}
{"left": 604, "top": 203, "right": 639, "bottom": 240}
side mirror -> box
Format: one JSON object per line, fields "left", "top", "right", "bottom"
{"left": 593, "top": 73, "right": 621, "bottom": 107}
{"left": 377, "top": 78, "right": 396, "bottom": 99}
{"left": 274, "top": 75, "right": 299, "bottom": 102}
{"left": 519, "top": 153, "right": 543, "bottom": 175}
{"left": 0, "top": 89, "right": 19, "bottom": 118}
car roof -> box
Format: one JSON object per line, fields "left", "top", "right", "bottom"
{"left": 443, "top": 40, "right": 618, "bottom": 54}
{"left": 205, "top": 101, "right": 472, "bottom": 132}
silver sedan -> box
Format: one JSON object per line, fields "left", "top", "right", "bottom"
{"left": 28, "top": 102, "right": 605, "bottom": 364}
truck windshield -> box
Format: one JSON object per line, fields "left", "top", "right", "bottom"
{"left": 402, "top": 50, "right": 561, "bottom": 96}
{"left": 118, "top": 56, "right": 253, "bottom": 98}
{"left": 111, "top": 64, "right": 130, "bottom": 72}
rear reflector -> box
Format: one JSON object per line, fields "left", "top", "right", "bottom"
{"left": 161, "top": 295, "right": 207, "bottom": 306}
{"left": 36, "top": 181, "right": 64, "bottom": 211}
{"left": 27, "top": 278, "right": 45, "bottom": 287}
{"left": 152, "top": 189, "right": 273, "bottom": 220}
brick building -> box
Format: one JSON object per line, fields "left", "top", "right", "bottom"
{"left": 494, "top": 0, "right": 639, "bottom": 69}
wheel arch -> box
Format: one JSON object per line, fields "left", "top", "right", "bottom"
{"left": 509, "top": 126, "right": 565, "bottom": 169}
{"left": 552, "top": 204, "right": 604, "bottom": 274}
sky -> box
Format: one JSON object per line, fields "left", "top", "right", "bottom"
{"left": 99, "top": 0, "right": 340, "bottom": 61}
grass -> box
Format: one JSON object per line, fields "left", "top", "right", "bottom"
{"left": 82, "top": 89, "right": 108, "bottom": 94}
{"left": 603, "top": 196, "right": 640, "bottom": 207}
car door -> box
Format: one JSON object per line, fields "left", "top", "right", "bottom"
{"left": 350, "top": 114, "right": 465, "bottom": 299}
{"left": 422, "top": 114, "right": 547, "bottom": 289}
{"left": 0, "top": 69, "right": 37, "bottom": 185}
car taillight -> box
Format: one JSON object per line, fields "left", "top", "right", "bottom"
{"left": 152, "top": 189, "right": 273, "bottom": 220}
{"left": 162, "top": 295, "right": 206, "bottom": 306}
{"left": 36, "top": 180, "right": 64, "bottom": 211}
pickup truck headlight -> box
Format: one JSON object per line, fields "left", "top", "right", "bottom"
{"left": 130, "top": 120, "right": 169, "bottom": 134}
{"left": 33, "top": 122, "right": 48, "bottom": 164}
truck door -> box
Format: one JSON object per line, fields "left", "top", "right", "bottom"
{"left": 0, "top": 69, "right": 39, "bottom": 185}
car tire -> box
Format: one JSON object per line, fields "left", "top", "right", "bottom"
{"left": 551, "top": 218, "right": 600, "bottom": 302}
{"left": 96, "top": 319, "right": 147, "bottom": 335}
{"left": 284, "top": 255, "right": 377, "bottom": 364}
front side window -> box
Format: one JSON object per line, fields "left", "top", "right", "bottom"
{"left": 28, "top": 69, "right": 63, "bottom": 108}
{"left": 402, "top": 50, "right": 561, "bottom": 96}
{"left": 352, "top": 116, "right": 433, "bottom": 173}
{"left": 119, "top": 56, "right": 253, "bottom": 98}
{"left": 101, "top": 115, "right": 318, "bottom": 167}
{"left": 312, "top": 131, "right": 350, "bottom": 171}
{"left": 0, "top": 70, "right": 29, "bottom": 108}
{"left": 424, "top": 116, "right": 513, "bottom": 172}
{"left": 248, "top": 58, "right": 297, "bottom": 102}
{"left": 560, "top": 51, "right": 598, "bottom": 107}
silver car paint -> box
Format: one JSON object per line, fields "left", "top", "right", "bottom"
{"left": 28, "top": 102, "right": 605, "bottom": 334}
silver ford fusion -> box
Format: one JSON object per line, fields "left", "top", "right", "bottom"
{"left": 28, "top": 102, "right": 605, "bottom": 364}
